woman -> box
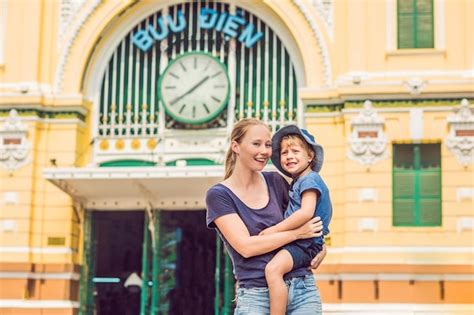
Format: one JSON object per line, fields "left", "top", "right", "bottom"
{"left": 206, "top": 118, "right": 325, "bottom": 314}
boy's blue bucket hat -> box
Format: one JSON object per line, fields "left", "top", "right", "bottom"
{"left": 271, "top": 125, "right": 324, "bottom": 177}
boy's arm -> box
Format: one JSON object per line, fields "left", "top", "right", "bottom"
{"left": 260, "top": 190, "right": 318, "bottom": 235}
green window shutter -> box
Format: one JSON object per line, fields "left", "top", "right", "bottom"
{"left": 419, "top": 171, "right": 440, "bottom": 197}
{"left": 393, "top": 199, "right": 416, "bottom": 226}
{"left": 397, "top": 0, "right": 434, "bottom": 49}
{"left": 416, "top": 14, "right": 434, "bottom": 48}
{"left": 398, "top": 0, "right": 416, "bottom": 49}
{"left": 419, "top": 198, "right": 441, "bottom": 226}
{"left": 394, "top": 171, "right": 416, "bottom": 198}
{"left": 393, "top": 144, "right": 441, "bottom": 227}
{"left": 393, "top": 171, "right": 416, "bottom": 226}
{"left": 419, "top": 171, "right": 441, "bottom": 226}
{"left": 418, "top": 144, "right": 442, "bottom": 226}
{"left": 393, "top": 143, "right": 416, "bottom": 226}
{"left": 398, "top": 14, "right": 415, "bottom": 48}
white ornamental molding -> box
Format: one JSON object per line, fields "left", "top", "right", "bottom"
{"left": 58, "top": 0, "right": 87, "bottom": 48}
{"left": 347, "top": 100, "right": 388, "bottom": 166}
{"left": 309, "top": 0, "right": 334, "bottom": 39}
{"left": 54, "top": 0, "right": 101, "bottom": 93}
{"left": 292, "top": 0, "right": 332, "bottom": 86}
{"left": 0, "top": 110, "right": 32, "bottom": 172}
{"left": 446, "top": 99, "right": 474, "bottom": 166}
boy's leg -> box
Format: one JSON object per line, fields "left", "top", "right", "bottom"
{"left": 265, "top": 249, "right": 294, "bottom": 315}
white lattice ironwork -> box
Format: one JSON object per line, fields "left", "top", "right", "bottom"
{"left": 446, "top": 99, "right": 474, "bottom": 166}
{"left": 347, "top": 100, "right": 388, "bottom": 166}
{"left": 0, "top": 110, "right": 32, "bottom": 172}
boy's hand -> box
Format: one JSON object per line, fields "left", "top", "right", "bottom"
{"left": 258, "top": 226, "right": 278, "bottom": 236}
{"left": 309, "top": 245, "right": 326, "bottom": 270}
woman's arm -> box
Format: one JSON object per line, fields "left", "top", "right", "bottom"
{"left": 261, "top": 190, "right": 317, "bottom": 235}
{"left": 214, "top": 213, "right": 322, "bottom": 258}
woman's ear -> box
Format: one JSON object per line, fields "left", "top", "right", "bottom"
{"left": 231, "top": 140, "right": 240, "bottom": 155}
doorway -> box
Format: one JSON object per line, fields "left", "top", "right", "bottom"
{"left": 93, "top": 211, "right": 144, "bottom": 315}
{"left": 158, "top": 211, "right": 217, "bottom": 314}
{"left": 88, "top": 210, "right": 218, "bottom": 315}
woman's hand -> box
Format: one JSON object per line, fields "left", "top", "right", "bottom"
{"left": 295, "top": 216, "right": 323, "bottom": 240}
{"left": 309, "top": 245, "right": 327, "bottom": 270}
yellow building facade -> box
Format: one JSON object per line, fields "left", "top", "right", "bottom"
{"left": 0, "top": 0, "right": 473, "bottom": 314}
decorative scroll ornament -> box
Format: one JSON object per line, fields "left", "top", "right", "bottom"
{"left": 446, "top": 99, "right": 474, "bottom": 166}
{"left": 0, "top": 110, "right": 31, "bottom": 172}
{"left": 404, "top": 77, "right": 426, "bottom": 95}
{"left": 347, "top": 100, "right": 388, "bottom": 165}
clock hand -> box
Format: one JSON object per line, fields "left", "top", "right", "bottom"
{"left": 170, "top": 75, "right": 210, "bottom": 106}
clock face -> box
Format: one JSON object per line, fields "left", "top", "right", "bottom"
{"left": 159, "top": 52, "right": 230, "bottom": 125}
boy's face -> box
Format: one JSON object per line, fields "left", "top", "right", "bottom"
{"left": 280, "top": 139, "right": 314, "bottom": 176}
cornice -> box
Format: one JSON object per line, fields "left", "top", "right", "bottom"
{"left": 0, "top": 106, "right": 87, "bottom": 122}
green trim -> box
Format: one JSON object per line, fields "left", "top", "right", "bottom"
{"left": 306, "top": 104, "right": 344, "bottom": 112}
{"left": 165, "top": 158, "right": 217, "bottom": 166}
{"left": 158, "top": 51, "right": 231, "bottom": 125}
{"left": 151, "top": 211, "right": 161, "bottom": 315}
{"left": 140, "top": 212, "right": 150, "bottom": 314}
{"left": 214, "top": 237, "right": 221, "bottom": 315}
{"left": 214, "top": 237, "right": 235, "bottom": 314}
{"left": 99, "top": 160, "right": 156, "bottom": 167}
{"left": 223, "top": 253, "right": 234, "bottom": 315}
{"left": 0, "top": 108, "right": 86, "bottom": 121}
{"left": 344, "top": 99, "right": 466, "bottom": 109}
{"left": 306, "top": 99, "right": 471, "bottom": 112}
{"left": 79, "top": 211, "right": 95, "bottom": 315}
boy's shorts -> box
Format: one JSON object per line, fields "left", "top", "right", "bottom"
{"left": 283, "top": 241, "right": 323, "bottom": 269}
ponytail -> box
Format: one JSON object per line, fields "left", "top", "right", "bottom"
{"left": 223, "top": 118, "right": 269, "bottom": 179}
{"left": 224, "top": 147, "right": 236, "bottom": 180}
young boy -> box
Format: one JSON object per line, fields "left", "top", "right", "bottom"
{"left": 260, "top": 125, "right": 332, "bottom": 315}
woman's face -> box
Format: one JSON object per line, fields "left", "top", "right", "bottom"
{"left": 233, "top": 124, "right": 272, "bottom": 171}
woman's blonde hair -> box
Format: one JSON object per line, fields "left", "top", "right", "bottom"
{"left": 224, "top": 118, "right": 270, "bottom": 179}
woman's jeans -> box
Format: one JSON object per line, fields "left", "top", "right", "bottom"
{"left": 234, "top": 275, "right": 322, "bottom": 315}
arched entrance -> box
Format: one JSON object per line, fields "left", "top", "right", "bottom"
{"left": 75, "top": 1, "right": 309, "bottom": 314}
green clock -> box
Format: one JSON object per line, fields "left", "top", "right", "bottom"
{"left": 158, "top": 52, "right": 230, "bottom": 125}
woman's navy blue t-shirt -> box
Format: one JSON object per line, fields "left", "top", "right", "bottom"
{"left": 206, "top": 171, "right": 311, "bottom": 288}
